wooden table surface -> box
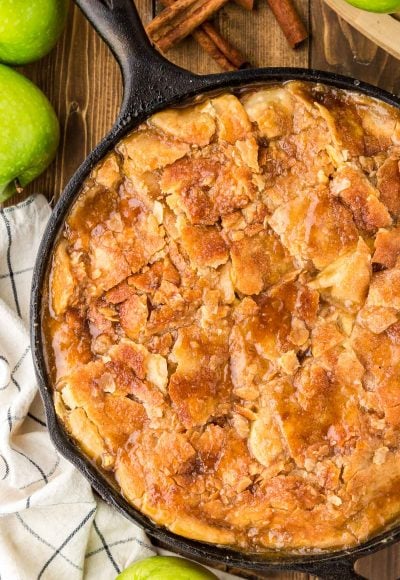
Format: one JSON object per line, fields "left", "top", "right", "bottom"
{"left": 15, "top": 0, "right": 400, "bottom": 578}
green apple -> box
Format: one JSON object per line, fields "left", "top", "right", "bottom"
{"left": 0, "top": 64, "right": 59, "bottom": 202}
{"left": 116, "top": 556, "right": 219, "bottom": 580}
{"left": 344, "top": 0, "right": 400, "bottom": 12}
{"left": 0, "top": 0, "right": 69, "bottom": 65}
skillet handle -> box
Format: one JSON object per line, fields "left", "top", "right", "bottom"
{"left": 74, "top": 0, "right": 208, "bottom": 122}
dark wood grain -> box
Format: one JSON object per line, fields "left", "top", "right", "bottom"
{"left": 310, "top": 0, "right": 400, "bottom": 95}
{"left": 4, "top": 0, "right": 400, "bottom": 577}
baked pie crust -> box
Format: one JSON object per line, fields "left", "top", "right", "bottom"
{"left": 45, "top": 81, "right": 400, "bottom": 552}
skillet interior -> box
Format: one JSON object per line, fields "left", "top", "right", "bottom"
{"left": 30, "top": 1, "right": 400, "bottom": 577}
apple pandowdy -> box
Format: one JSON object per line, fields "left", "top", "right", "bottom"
{"left": 45, "top": 81, "right": 400, "bottom": 552}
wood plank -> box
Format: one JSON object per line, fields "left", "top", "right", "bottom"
{"left": 310, "top": 0, "right": 400, "bottom": 94}
{"left": 355, "top": 542, "right": 400, "bottom": 580}
{"left": 324, "top": 0, "right": 400, "bottom": 62}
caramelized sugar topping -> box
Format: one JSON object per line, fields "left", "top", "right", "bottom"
{"left": 46, "top": 82, "right": 400, "bottom": 552}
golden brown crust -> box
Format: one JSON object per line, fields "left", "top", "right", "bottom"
{"left": 377, "top": 156, "right": 400, "bottom": 219}
{"left": 331, "top": 165, "right": 392, "bottom": 233}
{"left": 373, "top": 227, "right": 400, "bottom": 269}
{"left": 45, "top": 82, "right": 400, "bottom": 553}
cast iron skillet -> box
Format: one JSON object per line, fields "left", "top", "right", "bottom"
{"left": 31, "top": 1, "right": 400, "bottom": 578}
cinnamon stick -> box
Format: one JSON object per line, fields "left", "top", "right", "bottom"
{"left": 193, "top": 28, "right": 237, "bottom": 71}
{"left": 234, "top": 0, "right": 254, "bottom": 9}
{"left": 146, "top": 0, "right": 230, "bottom": 52}
{"left": 266, "top": 0, "right": 308, "bottom": 48}
{"left": 201, "top": 22, "right": 248, "bottom": 69}
{"left": 146, "top": 0, "right": 196, "bottom": 33}
{"left": 158, "top": 0, "right": 234, "bottom": 70}
{"left": 156, "top": 0, "right": 248, "bottom": 70}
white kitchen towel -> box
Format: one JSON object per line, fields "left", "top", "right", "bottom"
{"left": 0, "top": 195, "right": 238, "bottom": 580}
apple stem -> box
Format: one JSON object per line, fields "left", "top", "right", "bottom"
{"left": 0, "top": 180, "right": 23, "bottom": 203}
{"left": 15, "top": 179, "right": 23, "bottom": 194}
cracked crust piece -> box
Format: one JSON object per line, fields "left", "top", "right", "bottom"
{"left": 45, "top": 81, "right": 400, "bottom": 553}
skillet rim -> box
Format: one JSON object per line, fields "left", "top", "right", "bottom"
{"left": 30, "top": 67, "right": 400, "bottom": 577}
